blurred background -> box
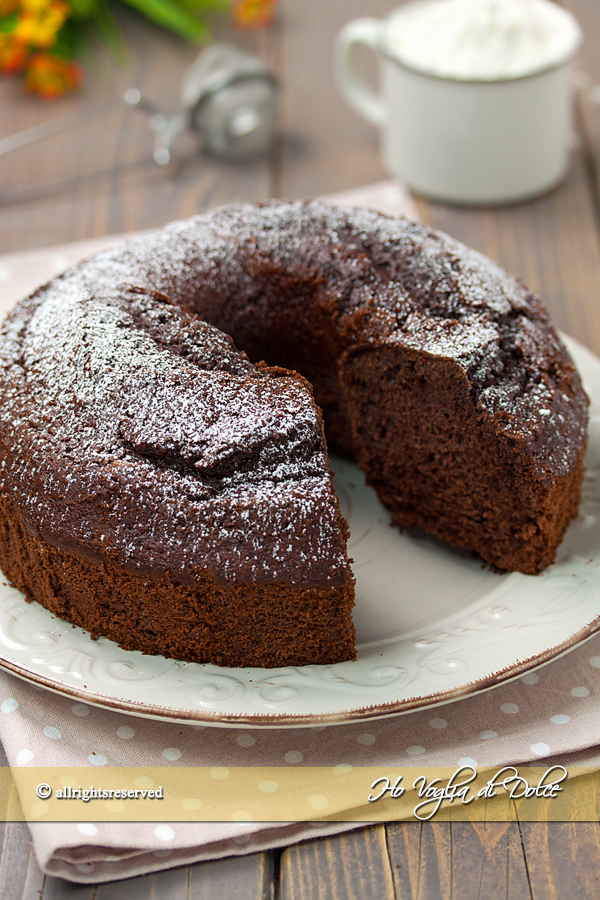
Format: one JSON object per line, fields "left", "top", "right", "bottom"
{"left": 0, "top": 0, "right": 389, "bottom": 250}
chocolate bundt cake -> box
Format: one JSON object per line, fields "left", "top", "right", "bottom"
{"left": 0, "top": 201, "right": 589, "bottom": 668}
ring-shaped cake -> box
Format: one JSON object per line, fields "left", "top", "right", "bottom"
{"left": 0, "top": 201, "right": 589, "bottom": 667}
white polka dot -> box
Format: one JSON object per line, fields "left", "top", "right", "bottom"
{"left": 1, "top": 699, "right": 18, "bottom": 714}
{"left": 135, "top": 777, "right": 154, "bottom": 789}
{"left": 154, "top": 825, "right": 175, "bottom": 842}
{"left": 44, "top": 726, "right": 61, "bottom": 740}
{"left": 232, "top": 810, "right": 253, "bottom": 822}
{"left": 31, "top": 802, "right": 48, "bottom": 818}
{"left": 210, "top": 767, "right": 229, "bottom": 780}
{"left": 77, "top": 823, "right": 98, "bottom": 837}
{"left": 71, "top": 703, "right": 89, "bottom": 717}
{"left": 284, "top": 751, "right": 303, "bottom": 764}
{"left": 334, "top": 764, "right": 352, "bottom": 775}
{"left": 258, "top": 781, "right": 278, "bottom": 793}
{"left": 0, "top": 265, "right": 11, "bottom": 281}
{"left": 521, "top": 673, "right": 540, "bottom": 684}
{"left": 57, "top": 771, "right": 84, "bottom": 795}
{"left": 75, "top": 863, "right": 95, "bottom": 874}
{"left": 479, "top": 730, "right": 498, "bottom": 740}
{"left": 60, "top": 777, "right": 77, "bottom": 789}
{"left": 428, "top": 717, "right": 448, "bottom": 729}
{"left": 233, "top": 834, "right": 251, "bottom": 844}
{"left": 181, "top": 798, "right": 202, "bottom": 810}
{"left": 590, "top": 657, "right": 600, "bottom": 669}
{"left": 16, "top": 749, "right": 33, "bottom": 765}
{"left": 500, "top": 703, "right": 519, "bottom": 714}
{"left": 406, "top": 745, "right": 426, "bottom": 756}
{"left": 88, "top": 753, "right": 107, "bottom": 766}
{"left": 551, "top": 714, "right": 570, "bottom": 725}
{"left": 356, "top": 733, "right": 376, "bottom": 746}
{"left": 308, "top": 794, "right": 328, "bottom": 810}
{"left": 116, "top": 726, "right": 135, "bottom": 740}
{"left": 531, "top": 742, "right": 551, "bottom": 757}
{"left": 162, "top": 747, "right": 181, "bottom": 761}
{"left": 236, "top": 734, "right": 256, "bottom": 747}
{"left": 458, "top": 757, "right": 478, "bottom": 768}
{"left": 571, "top": 686, "right": 590, "bottom": 697}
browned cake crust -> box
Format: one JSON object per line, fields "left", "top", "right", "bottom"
{"left": 0, "top": 200, "right": 589, "bottom": 667}
{"left": 0, "top": 502, "right": 355, "bottom": 668}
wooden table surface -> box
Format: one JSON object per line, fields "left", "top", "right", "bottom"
{"left": 2, "top": 0, "right": 600, "bottom": 897}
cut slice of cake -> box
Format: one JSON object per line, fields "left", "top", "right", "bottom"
{"left": 0, "top": 285, "right": 356, "bottom": 668}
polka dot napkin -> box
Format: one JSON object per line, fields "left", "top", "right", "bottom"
{"left": 1, "top": 181, "right": 599, "bottom": 884}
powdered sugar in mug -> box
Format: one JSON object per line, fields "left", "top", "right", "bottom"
{"left": 334, "top": 0, "right": 582, "bottom": 205}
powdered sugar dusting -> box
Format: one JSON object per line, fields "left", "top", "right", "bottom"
{"left": 0, "top": 268, "right": 348, "bottom": 585}
{"left": 0, "top": 200, "right": 588, "bottom": 587}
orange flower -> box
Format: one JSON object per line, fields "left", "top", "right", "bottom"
{"left": 25, "top": 52, "right": 81, "bottom": 97}
{"left": 0, "top": 33, "right": 28, "bottom": 74}
{"left": 14, "top": 0, "right": 70, "bottom": 49}
{"left": 233, "top": 0, "right": 277, "bottom": 29}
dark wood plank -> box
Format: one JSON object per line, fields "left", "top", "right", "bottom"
{"left": 387, "top": 820, "right": 533, "bottom": 900}
{"left": 385, "top": 821, "right": 454, "bottom": 900}
{"left": 385, "top": 821, "right": 444, "bottom": 900}
{"left": 450, "top": 822, "right": 531, "bottom": 900}
{"left": 280, "top": 825, "right": 395, "bottom": 900}
{"left": 96, "top": 862, "right": 189, "bottom": 899}
{"left": 43, "top": 876, "right": 95, "bottom": 899}
{"left": 519, "top": 822, "right": 600, "bottom": 900}
{"left": 445, "top": 821, "right": 531, "bottom": 900}
{"left": 563, "top": 0, "right": 600, "bottom": 205}
{"left": 277, "top": 0, "right": 388, "bottom": 200}
{"left": 189, "top": 850, "right": 274, "bottom": 899}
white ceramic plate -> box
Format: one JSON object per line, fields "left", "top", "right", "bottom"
{"left": 0, "top": 336, "right": 599, "bottom": 728}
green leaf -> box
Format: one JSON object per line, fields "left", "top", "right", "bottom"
{"left": 68, "top": 0, "right": 101, "bottom": 19}
{"left": 52, "top": 21, "right": 82, "bottom": 57}
{"left": 117, "top": 0, "right": 212, "bottom": 42}
{"left": 91, "top": 2, "right": 127, "bottom": 59}
{"left": 0, "top": 12, "right": 17, "bottom": 33}
{"left": 176, "top": 0, "right": 230, "bottom": 13}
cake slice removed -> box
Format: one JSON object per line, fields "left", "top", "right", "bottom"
{"left": 0, "top": 285, "right": 356, "bottom": 668}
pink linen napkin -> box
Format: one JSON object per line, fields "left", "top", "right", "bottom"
{"left": 0, "top": 179, "right": 599, "bottom": 883}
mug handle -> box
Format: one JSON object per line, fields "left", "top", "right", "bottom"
{"left": 334, "top": 18, "right": 387, "bottom": 127}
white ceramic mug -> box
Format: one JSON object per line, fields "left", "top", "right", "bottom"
{"left": 334, "top": 13, "right": 581, "bottom": 205}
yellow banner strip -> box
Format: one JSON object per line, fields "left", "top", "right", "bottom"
{"left": 1, "top": 765, "right": 599, "bottom": 822}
